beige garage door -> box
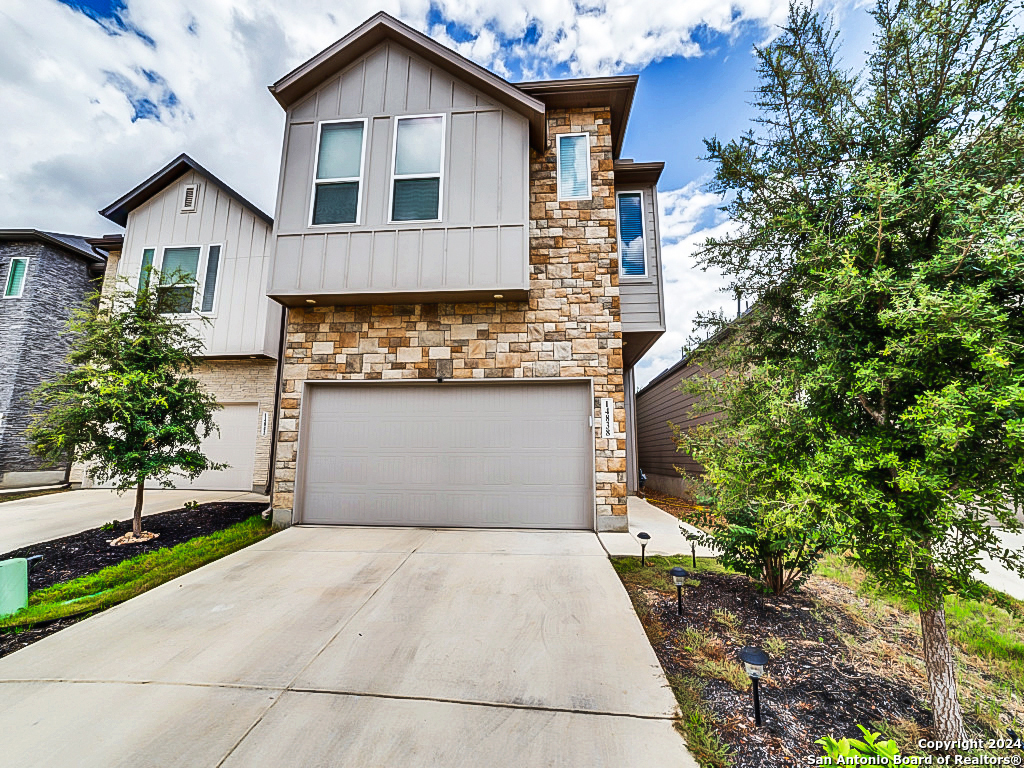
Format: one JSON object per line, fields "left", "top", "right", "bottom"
{"left": 297, "top": 382, "right": 593, "bottom": 529}
{"left": 93, "top": 403, "right": 258, "bottom": 491}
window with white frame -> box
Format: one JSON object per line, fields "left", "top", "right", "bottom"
{"left": 391, "top": 115, "right": 444, "bottom": 222}
{"left": 137, "top": 245, "right": 222, "bottom": 314}
{"left": 616, "top": 191, "right": 647, "bottom": 277}
{"left": 311, "top": 120, "right": 366, "bottom": 226}
{"left": 3, "top": 257, "right": 29, "bottom": 298}
{"left": 556, "top": 133, "right": 591, "bottom": 201}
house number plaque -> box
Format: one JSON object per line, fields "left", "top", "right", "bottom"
{"left": 600, "top": 398, "right": 614, "bottom": 438}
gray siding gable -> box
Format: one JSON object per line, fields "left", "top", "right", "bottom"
{"left": 269, "top": 40, "right": 530, "bottom": 304}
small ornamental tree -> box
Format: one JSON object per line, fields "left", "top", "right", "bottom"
{"left": 27, "top": 271, "right": 223, "bottom": 538}
{"left": 681, "top": 0, "right": 1024, "bottom": 741}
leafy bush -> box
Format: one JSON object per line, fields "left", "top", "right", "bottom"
{"left": 817, "top": 725, "right": 901, "bottom": 766}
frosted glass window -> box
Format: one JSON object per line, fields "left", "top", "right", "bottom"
{"left": 311, "top": 120, "right": 365, "bottom": 225}
{"left": 157, "top": 246, "right": 200, "bottom": 314}
{"left": 200, "top": 245, "right": 221, "bottom": 312}
{"left": 391, "top": 115, "right": 444, "bottom": 221}
{"left": 316, "top": 122, "right": 364, "bottom": 180}
{"left": 557, "top": 134, "right": 591, "bottom": 200}
{"left": 617, "top": 193, "right": 647, "bottom": 276}
{"left": 3, "top": 257, "right": 28, "bottom": 298}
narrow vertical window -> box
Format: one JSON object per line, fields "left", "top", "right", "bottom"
{"left": 617, "top": 192, "right": 647, "bottom": 277}
{"left": 311, "top": 120, "right": 365, "bottom": 225}
{"left": 157, "top": 246, "right": 201, "bottom": 314}
{"left": 556, "top": 133, "right": 591, "bottom": 201}
{"left": 3, "top": 257, "right": 28, "bottom": 298}
{"left": 200, "top": 245, "right": 221, "bottom": 312}
{"left": 138, "top": 248, "right": 155, "bottom": 293}
{"left": 391, "top": 115, "right": 444, "bottom": 222}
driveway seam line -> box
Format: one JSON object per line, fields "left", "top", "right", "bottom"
{"left": 0, "top": 677, "right": 677, "bottom": 721}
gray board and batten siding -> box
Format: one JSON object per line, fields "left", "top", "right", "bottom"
{"left": 117, "top": 170, "right": 281, "bottom": 358}
{"left": 617, "top": 182, "right": 665, "bottom": 333}
{"left": 635, "top": 358, "right": 723, "bottom": 498}
{"left": 270, "top": 41, "right": 531, "bottom": 305}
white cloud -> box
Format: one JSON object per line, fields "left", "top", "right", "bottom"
{"left": 0, "top": 0, "right": 794, "bottom": 234}
{"left": 632, "top": 181, "right": 737, "bottom": 390}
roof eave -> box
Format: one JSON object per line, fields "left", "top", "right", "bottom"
{"left": 0, "top": 229, "right": 104, "bottom": 263}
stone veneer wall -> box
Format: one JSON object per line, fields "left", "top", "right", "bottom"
{"left": 272, "top": 106, "right": 628, "bottom": 531}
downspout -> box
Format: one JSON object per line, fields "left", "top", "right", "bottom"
{"left": 263, "top": 304, "right": 288, "bottom": 497}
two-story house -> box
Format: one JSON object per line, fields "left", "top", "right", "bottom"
{"left": 74, "top": 154, "right": 283, "bottom": 493}
{"left": 0, "top": 230, "right": 110, "bottom": 489}
{"left": 265, "top": 13, "right": 666, "bottom": 532}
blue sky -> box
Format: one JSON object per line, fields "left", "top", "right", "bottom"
{"left": 0, "top": 0, "right": 873, "bottom": 386}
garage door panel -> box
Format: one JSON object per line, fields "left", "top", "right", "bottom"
{"left": 298, "top": 383, "right": 592, "bottom": 529}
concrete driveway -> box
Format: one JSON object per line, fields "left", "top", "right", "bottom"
{"left": 0, "top": 526, "right": 694, "bottom": 767}
{"left": 0, "top": 488, "right": 268, "bottom": 553}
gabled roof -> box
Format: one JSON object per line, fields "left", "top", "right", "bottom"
{"left": 0, "top": 230, "right": 105, "bottom": 264}
{"left": 517, "top": 76, "right": 638, "bottom": 159}
{"left": 100, "top": 153, "right": 273, "bottom": 228}
{"left": 269, "top": 12, "right": 548, "bottom": 150}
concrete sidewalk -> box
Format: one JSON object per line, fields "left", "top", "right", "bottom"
{"left": 600, "top": 496, "right": 718, "bottom": 558}
{"left": 0, "top": 526, "right": 696, "bottom": 767}
{"left": 0, "top": 489, "right": 268, "bottom": 553}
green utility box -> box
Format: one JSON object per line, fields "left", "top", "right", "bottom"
{"left": 0, "top": 558, "right": 29, "bottom": 618}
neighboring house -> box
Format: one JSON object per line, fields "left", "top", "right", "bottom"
{"left": 264, "top": 13, "right": 666, "bottom": 531}
{"left": 635, "top": 353, "right": 712, "bottom": 498}
{"left": 0, "top": 230, "right": 109, "bottom": 489}
{"left": 73, "top": 154, "right": 283, "bottom": 493}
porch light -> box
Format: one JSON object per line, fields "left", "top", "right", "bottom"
{"left": 738, "top": 646, "right": 770, "bottom": 727}
{"left": 305, "top": 299, "right": 316, "bottom": 304}
{"left": 637, "top": 531, "right": 650, "bottom": 566}
{"left": 669, "top": 566, "right": 687, "bottom": 616}
{"left": 493, "top": 294, "right": 504, "bottom": 299}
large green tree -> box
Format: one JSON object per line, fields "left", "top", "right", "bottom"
{"left": 679, "top": 0, "right": 1024, "bottom": 741}
{"left": 27, "top": 271, "right": 223, "bottom": 538}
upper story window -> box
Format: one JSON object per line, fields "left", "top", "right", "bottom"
{"left": 616, "top": 191, "right": 647, "bottom": 277}
{"left": 137, "top": 245, "right": 222, "bottom": 315}
{"left": 391, "top": 115, "right": 444, "bottom": 222}
{"left": 3, "top": 257, "right": 29, "bottom": 298}
{"left": 311, "top": 119, "right": 366, "bottom": 226}
{"left": 556, "top": 133, "right": 591, "bottom": 201}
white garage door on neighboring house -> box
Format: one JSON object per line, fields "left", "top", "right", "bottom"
{"left": 297, "top": 382, "right": 594, "bottom": 529}
{"left": 91, "top": 402, "right": 258, "bottom": 492}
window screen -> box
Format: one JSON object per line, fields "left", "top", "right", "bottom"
{"left": 392, "top": 116, "right": 443, "bottom": 221}
{"left": 312, "top": 121, "right": 364, "bottom": 225}
{"left": 617, "top": 193, "right": 646, "bottom": 276}
{"left": 3, "top": 258, "right": 28, "bottom": 297}
{"left": 157, "top": 247, "right": 200, "bottom": 313}
{"left": 557, "top": 134, "right": 591, "bottom": 200}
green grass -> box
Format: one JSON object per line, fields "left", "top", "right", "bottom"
{"left": 0, "top": 487, "right": 70, "bottom": 504}
{"left": 669, "top": 675, "right": 733, "bottom": 768}
{"left": 612, "top": 555, "right": 730, "bottom": 591}
{"left": 0, "top": 515, "right": 274, "bottom": 630}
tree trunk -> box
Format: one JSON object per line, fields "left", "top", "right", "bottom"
{"left": 919, "top": 599, "right": 966, "bottom": 742}
{"left": 133, "top": 479, "right": 145, "bottom": 536}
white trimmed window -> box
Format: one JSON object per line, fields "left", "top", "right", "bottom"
{"left": 310, "top": 119, "right": 366, "bottom": 226}
{"left": 556, "top": 133, "right": 591, "bottom": 201}
{"left": 137, "top": 245, "right": 222, "bottom": 315}
{"left": 616, "top": 191, "right": 647, "bottom": 277}
{"left": 3, "top": 257, "right": 29, "bottom": 298}
{"left": 390, "top": 114, "right": 445, "bottom": 222}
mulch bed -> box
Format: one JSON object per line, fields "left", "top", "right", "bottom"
{"left": 1, "top": 501, "right": 268, "bottom": 592}
{"left": 631, "top": 568, "right": 932, "bottom": 768}
{"left": 0, "top": 500, "right": 267, "bottom": 660}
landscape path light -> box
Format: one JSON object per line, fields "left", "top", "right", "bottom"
{"left": 669, "top": 566, "right": 688, "bottom": 616}
{"left": 738, "top": 645, "right": 770, "bottom": 727}
{"left": 637, "top": 531, "right": 650, "bottom": 566}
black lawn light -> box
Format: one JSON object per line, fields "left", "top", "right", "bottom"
{"left": 738, "top": 645, "right": 770, "bottom": 727}
{"left": 669, "top": 566, "right": 688, "bottom": 616}
{"left": 688, "top": 534, "right": 697, "bottom": 569}
{"left": 637, "top": 531, "right": 651, "bottom": 566}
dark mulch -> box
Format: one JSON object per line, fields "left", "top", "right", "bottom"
{"left": 630, "top": 568, "right": 931, "bottom": 768}
{"left": 1, "top": 501, "right": 268, "bottom": 592}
